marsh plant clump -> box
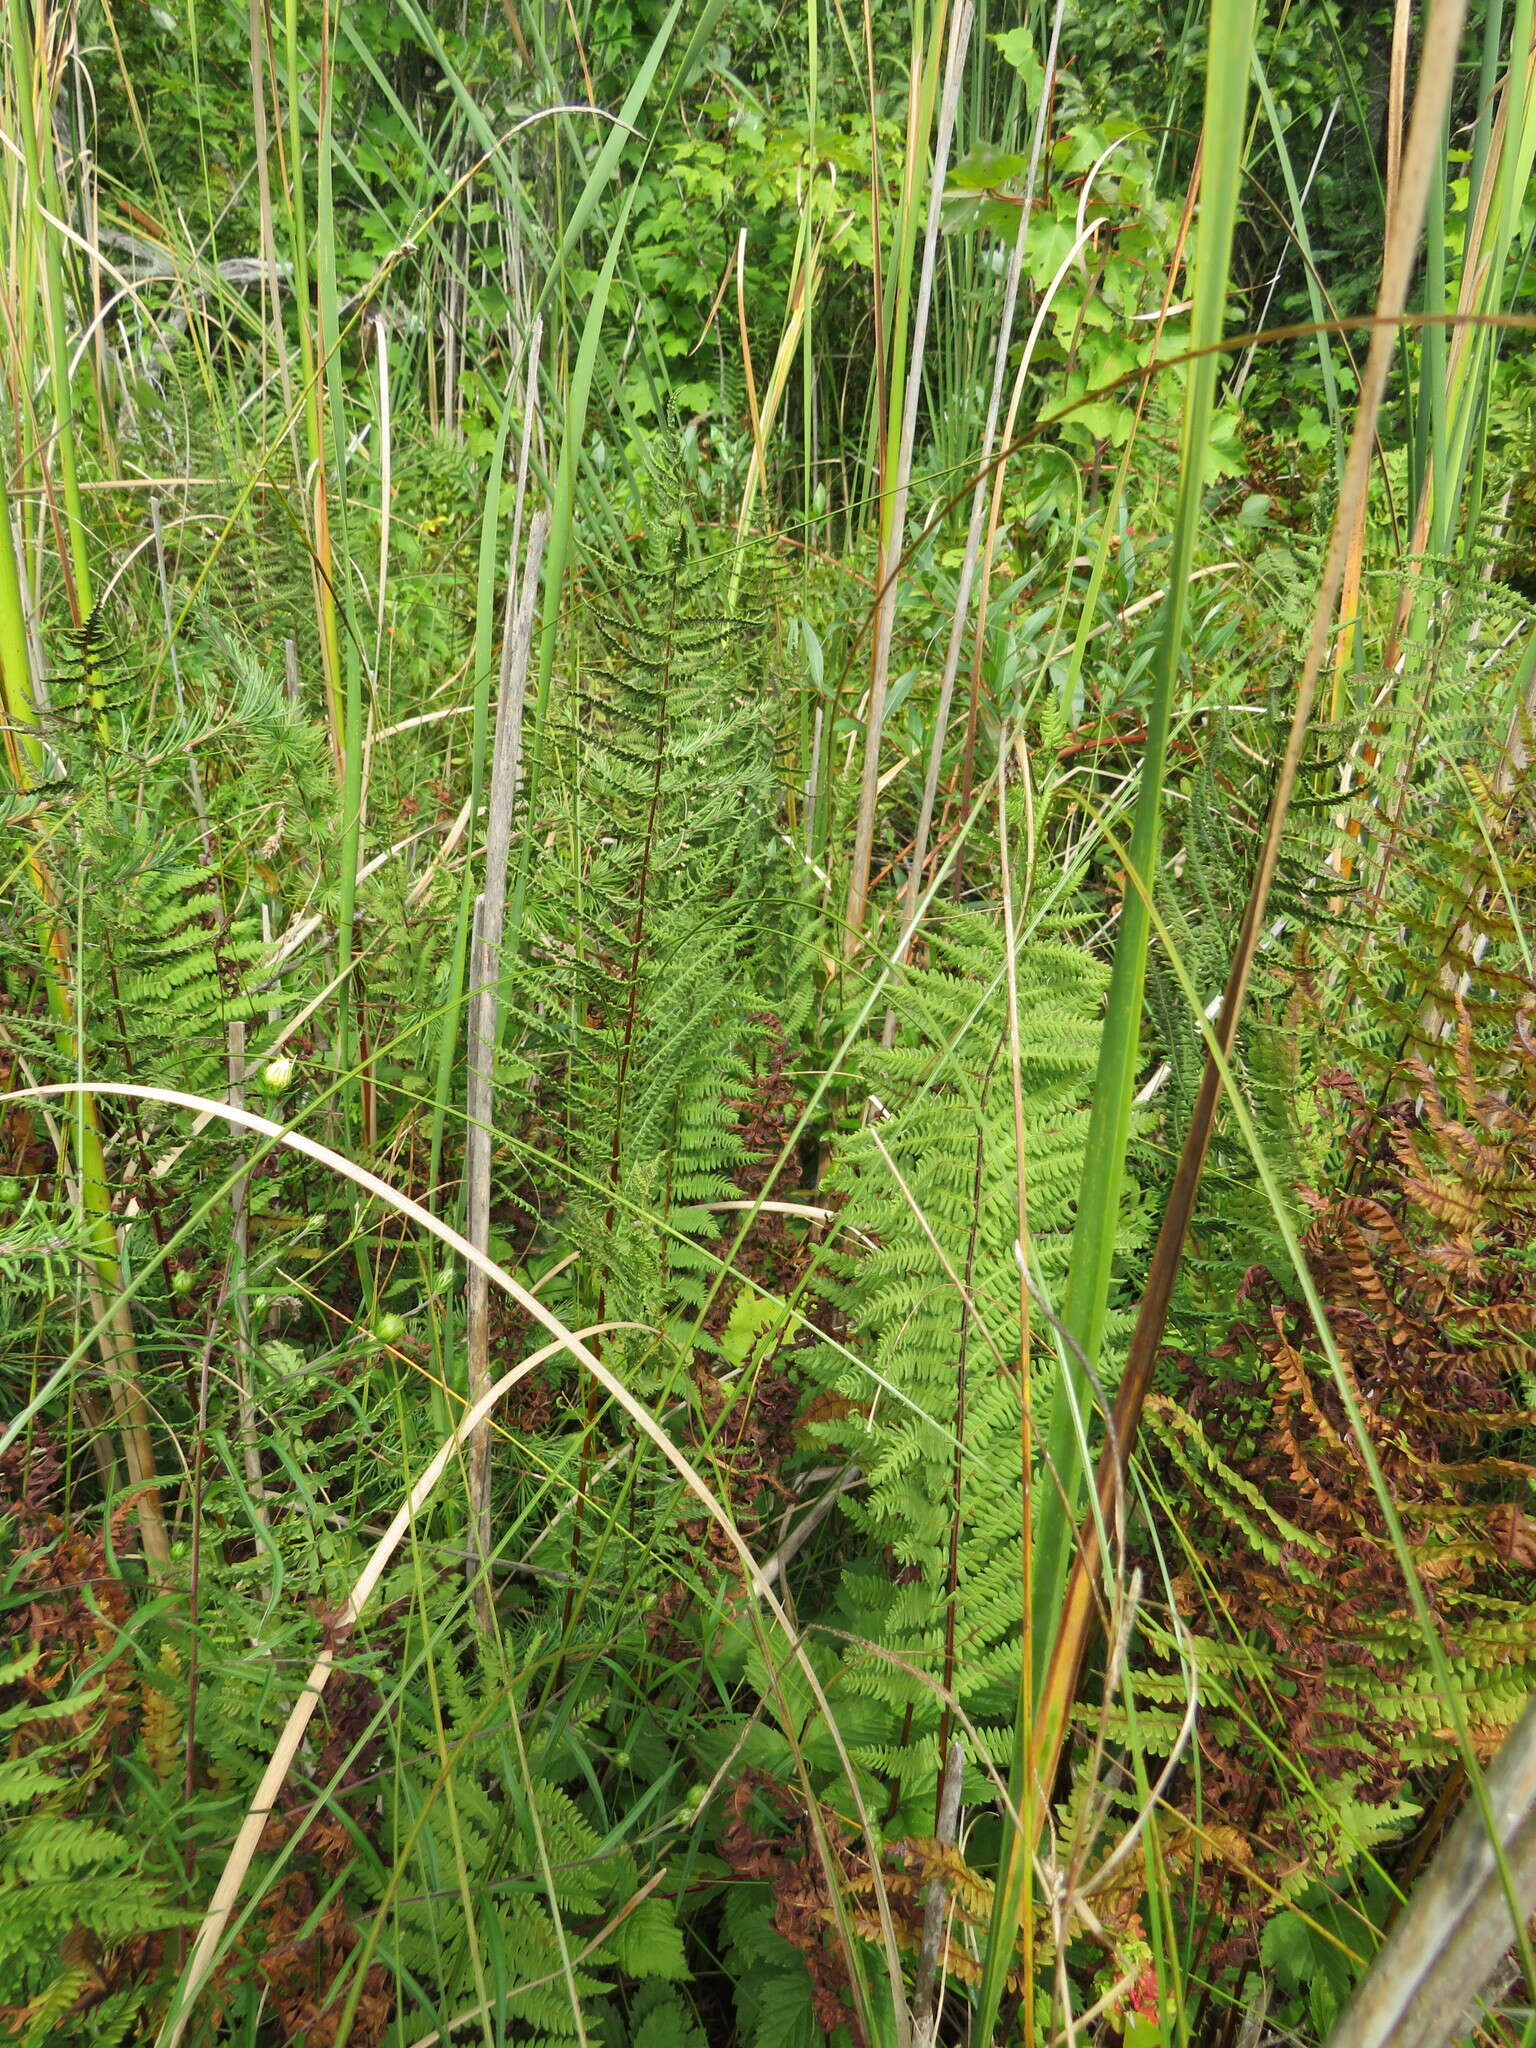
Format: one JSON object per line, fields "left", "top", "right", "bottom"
{"left": 1, "top": 1, "right": 1534, "bottom": 2043}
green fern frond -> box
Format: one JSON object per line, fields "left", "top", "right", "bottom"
{"left": 792, "top": 908, "right": 1141, "bottom": 1811}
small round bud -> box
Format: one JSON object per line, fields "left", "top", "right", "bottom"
{"left": 170, "top": 1266, "right": 196, "bottom": 1297}
{"left": 260, "top": 1056, "right": 295, "bottom": 1093}
{"left": 0, "top": 1177, "right": 23, "bottom": 1206}
{"left": 372, "top": 1311, "right": 409, "bottom": 1348}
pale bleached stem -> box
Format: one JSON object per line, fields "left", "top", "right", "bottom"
{"left": 912, "top": 1739, "right": 966, "bottom": 2044}
{"left": 892, "top": 0, "right": 1068, "bottom": 998}
{"left": 1325, "top": 1696, "right": 1536, "bottom": 2048}
{"left": 845, "top": 0, "right": 976, "bottom": 952}
{"left": 464, "top": 503, "right": 549, "bottom": 1614}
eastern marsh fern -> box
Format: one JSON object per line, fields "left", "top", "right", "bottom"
{"left": 799, "top": 908, "right": 1139, "bottom": 1820}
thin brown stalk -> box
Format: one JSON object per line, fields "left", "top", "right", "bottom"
{"left": 1026, "top": 0, "right": 1471, "bottom": 1814}
{"left": 998, "top": 737, "right": 1039, "bottom": 2006}
{"left": 938, "top": 1119, "right": 983, "bottom": 1773}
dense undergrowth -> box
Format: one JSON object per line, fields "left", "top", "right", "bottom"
{"left": 1, "top": 0, "right": 1535, "bottom": 2044}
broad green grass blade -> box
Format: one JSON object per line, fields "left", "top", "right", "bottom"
{"left": 971, "top": 2, "right": 1257, "bottom": 2035}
